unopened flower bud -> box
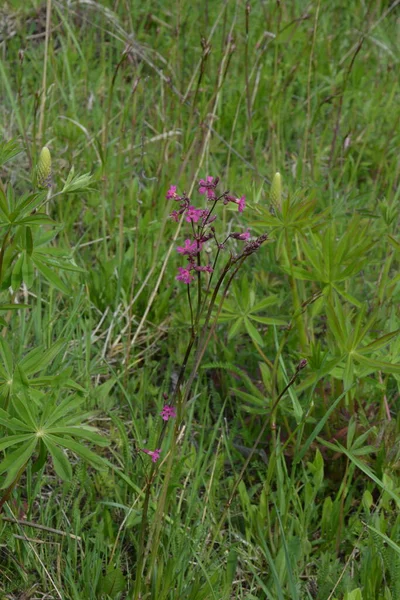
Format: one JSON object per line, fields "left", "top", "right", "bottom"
{"left": 271, "top": 172, "right": 282, "bottom": 208}
{"left": 298, "top": 359, "right": 308, "bottom": 370}
{"left": 37, "top": 146, "right": 52, "bottom": 189}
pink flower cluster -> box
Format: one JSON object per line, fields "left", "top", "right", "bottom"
{"left": 166, "top": 177, "right": 250, "bottom": 284}
{"left": 161, "top": 405, "right": 177, "bottom": 421}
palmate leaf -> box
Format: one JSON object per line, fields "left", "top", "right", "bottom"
{"left": 0, "top": 408, "right": 31, "bottom": 432}
{"left": 0, "top": 438, "right": 37, "bottom": 489}
{"left": 46, "top": 426, "right": 109, "bottom": 446}
{"left": 40, "top": 394, "right": 85, "bottom": 427}
{"left": 354, "top": 354, "right": 400, "bottom": 375}
{"left": 46, "top": 434, "right": 108, "bottom": 470}
{"left": 19, "top": 340, "right": 66, "bottom": 377}
{"left": 43, "top": 437, "right": 72, "bottom": 481}
{"left": 0, "top": 433, "right": 34, "bottom": 452}
{"left": 11, "top": 192, "right": 47, "bottom": 220}
{"left": 0, "top": 139, "right": 22, "bottom": 167}
{"left": 32, "top": 257, "right": 71, "bottom": 294}
{"left": 61, "top": 167, "right": 94, "bottom": 194}
{"left": 244, "top": 317, "right": 265, "bottom": 346}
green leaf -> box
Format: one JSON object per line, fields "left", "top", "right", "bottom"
{"left": 46, "top": 426, "right": 108, "bottom": 446}
{"left": 11, "top": 253, "right": 24, "bottom": 290}
{"left": 0, "top": 338, "right": 13, "bottom": 375}
{"left": 42, "top": 395, "right": 84, "bottom": 428}
{"left": 367, "top": 524, "right": 400, "bottom": 558}
{"left": 0, "top": 189, "right": 10, "bottom": 222}
{"left": 0, "top": 433, "right": 34, "bottom": 452}
{"left": 61, "top": 167, "right": 94, "bottom": 194}
{"left": 99, "top": 565, "right": 126, "bottom": 596}
{"left": 12, "top": 393, "right": 38, "bottom": 429}
{"left": 357, "top": 329, "right": 400, "bottom": 355}
{"left": 0, "top": 438, "right": 37, "bottom": 488}
{"left": 354, "top": 353, "right": 400, "bottom": 374}
{"left": 22, "top": 253, "right": 34, "bottom": 288}
{"left": 33, "top": 258, "right": 71, "bottom": 294}
{"left": 16, "top": 214, "right": 55, "bottom": 226}
{"left": 0, "top": 303, "right": 29, "bottom": 311}
{"left": 0, "top": 139, "right": 22, "bottom": 167}
{"left": 44, "top": 437, "right": 72, "bottom": 481}
{"left": 250, "top": 295, "right": 280, "bottom": 312}
{"left": 295, "top": 387, "right": 351, "bottom": 463}
{"left": 227, "top": 318, "right": 244, "bottom": 340}
{"left": 336, "top": 443, "right": 400, "bottom": 506}
{"left": 244, "top": 318, "right": 264, "bottom": 346}
{"left": 19, "top": 340, "right": 65, "bottom": 376}
{"left": 13, "top": 192, "right": 47, "bottom": 218}
{"left": 47, "top": 434, "right": 108, "bottom": 470}
{"left": 25, "top": 227, "right": 33, "bottom": 256}
{"left": 250, "top": 316, "right": 287, "bottom": 325}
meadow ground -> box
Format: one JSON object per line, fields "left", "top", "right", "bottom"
{"left": 0, "top": 0, "right": 399, "bottom": 598}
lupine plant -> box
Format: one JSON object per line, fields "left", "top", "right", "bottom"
{"left": 0, "top": 141, "right": 108, "bottom": 512}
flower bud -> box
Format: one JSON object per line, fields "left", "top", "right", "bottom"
{"left": 37, "top": 146, "right": 52, "bottom": 189}
{"left": 270, "top": 172, "right": 281, "bottom": 208}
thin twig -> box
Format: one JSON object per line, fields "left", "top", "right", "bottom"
{"left": 2, "top": 517, "right": 82, "bottom": 541}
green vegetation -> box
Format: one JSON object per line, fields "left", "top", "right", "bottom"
{"left": 0, "top": 0, "right": 399, "bottom": 598}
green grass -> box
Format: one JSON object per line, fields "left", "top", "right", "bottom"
{"left": 0, "top": 0, "right": 399, "bottom": 598}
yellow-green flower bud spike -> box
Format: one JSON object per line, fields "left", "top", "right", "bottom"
{"left": 270, "top": 172, "right": 282, "bottom": 208}
{"left": 37, "top": 146, "right": 52, "bottom": 189}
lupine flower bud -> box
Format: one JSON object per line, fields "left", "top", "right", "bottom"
{"left": 270, "top": 172, "right": 281, "bottom": 208}
{"left": 37, "top": 146, "right": 52, "bottom": 189}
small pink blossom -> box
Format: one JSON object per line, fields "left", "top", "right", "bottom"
{"left": 199, "top": 176, "right": 217, "bottom": 199}
{"left": 186, "top": 206, "right": 206, "bottom": 223}
{"left": 161, "top": 405, "right": 177, "bottom": 421}
{"left": 170, "top": 210, "right": 181, "bottom": 222}
{"left": 232, "top": 228, "right": 251, "bottom": 241}
{"left": 177, "top": 239, "right": 202, "bottom": 256}
{"left": 176, "top": 267, "right": 195, "bottom": 284}
{"left": 224, "top": 194, "right": 246, "bottom": 213}
{"left": 166, "top": 185, "right": 179, "bottom": 200}
{"left": 141, "top": 448, "right": 161, "bottom": 463}
{"left": 237, "top": 195, "right": 246, "bottom": 213}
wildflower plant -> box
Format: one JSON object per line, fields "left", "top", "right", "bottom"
{"left": 134, "top": 176, "right": 270, "bottom": 596}
{"left": 139, "top": 177, "right": 268, "bottom": 464}
{"left": 0, "top": 140, "right": 107, "bottom": 512}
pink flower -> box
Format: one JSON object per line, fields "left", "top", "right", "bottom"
{"left": 176, "top": 239, "right": 202, "bottom": 256}
{"left": 237, "top": 195, "right": 246, "bottom": 213}
{"left": 231, "top": 228, "right": 251, "bottom": 241}
{"left": 199, "top": 176, "right": 217, "bottom": 199}
{"left": 161, "top": 405, "right": 177, "bottom": 421}
{"left": 186, "top": 206, "right": 206, "bottom": 223}
{"left": 141, "top": 448, "right": 161, "bottom": 463}
{"left": 224, "top": 194, "right": 246, "bottom": 213}
{"left": 176, "top": 267, "right": 195, "bottom": 284}
{"left": 166, "top": 185, "right": 179, "bottom": 200}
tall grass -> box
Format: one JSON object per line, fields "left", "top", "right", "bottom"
{"left": 0, "top": 0, "right": 399, "bottom": 598}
